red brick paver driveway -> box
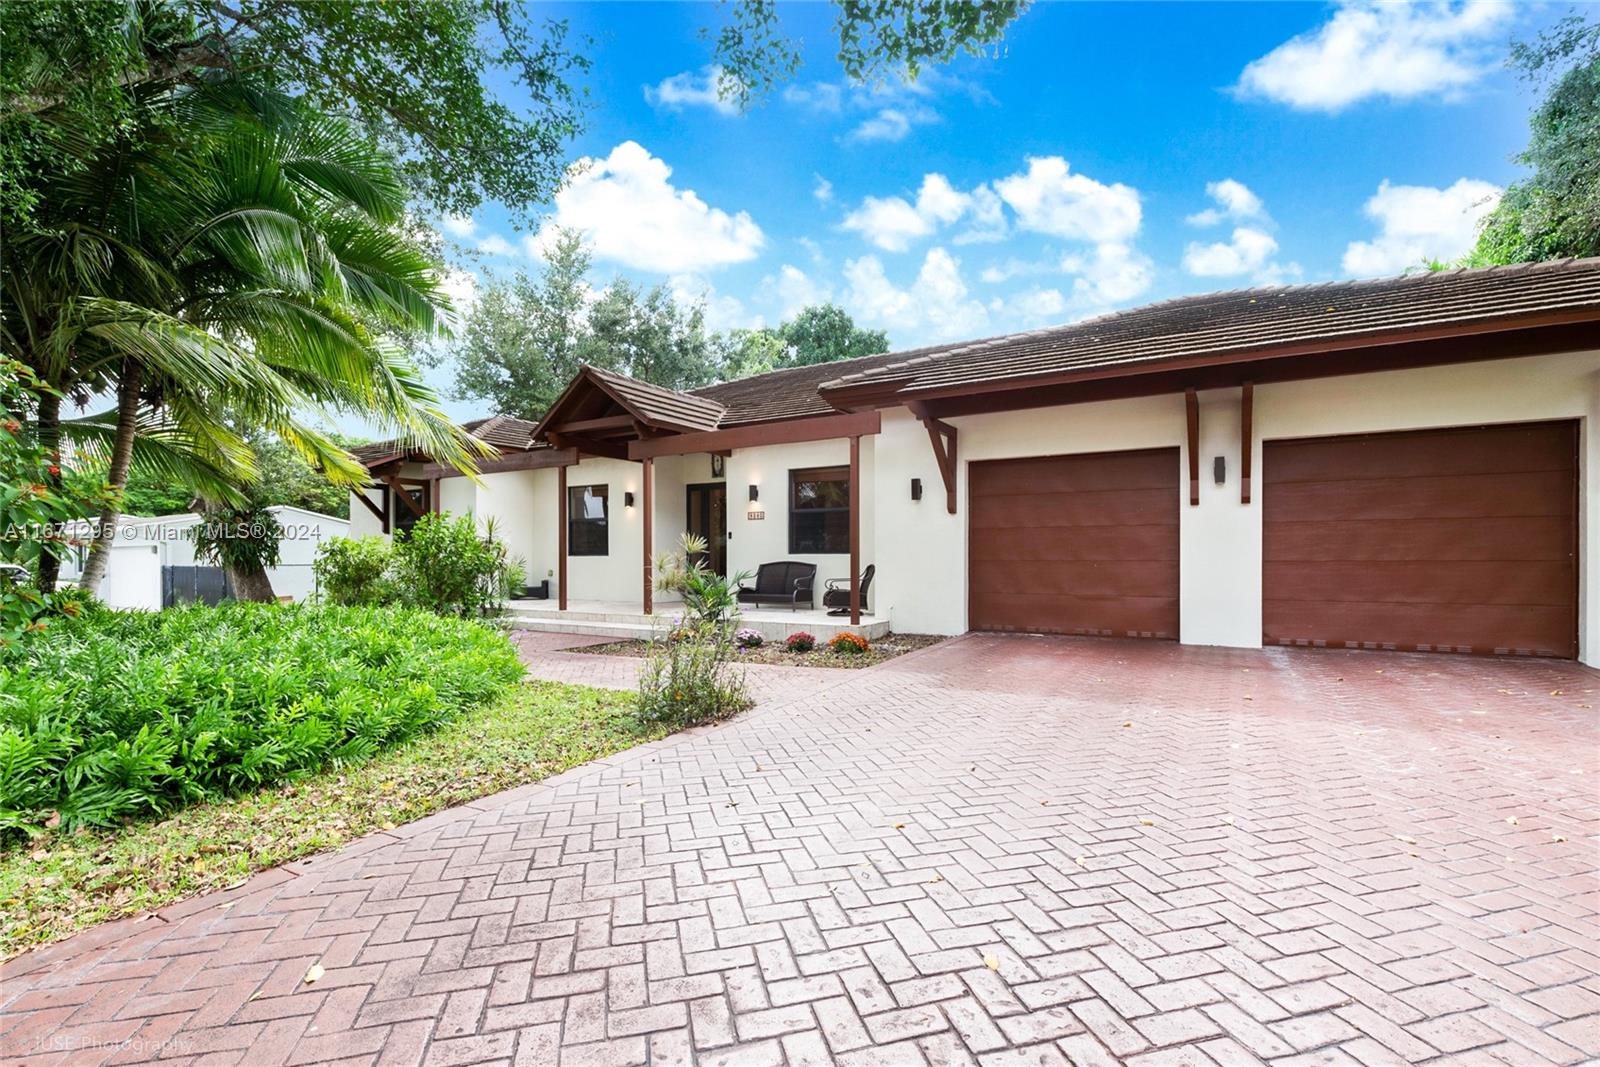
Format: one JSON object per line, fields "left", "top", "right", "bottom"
{"left": 4, "top": 636, "right": 1597, "bottom": 1066}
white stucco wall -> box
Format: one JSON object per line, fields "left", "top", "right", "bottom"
{"left": 872, "top": 348, "right": 1600, "bottom": 664}
{"left": 725, "top": 438, "right": 874, "bottom": 602}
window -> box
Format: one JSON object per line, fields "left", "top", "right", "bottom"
{"left": 568, "top": 484, "right": 609, "bottom": 556}
{"left": 789, "top": 466, "right": 850, "bottom": 554}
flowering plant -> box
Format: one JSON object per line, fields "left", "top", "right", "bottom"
{"left": 734, "top": 627, "right": 764, "bottom": 649}
{"left": 784, "top": 631, "right": 815, "bottom": 653}
{"left": 828, "top": 632, "right": 871, "bottom": 655}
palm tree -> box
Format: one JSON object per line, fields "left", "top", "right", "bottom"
{"left": 3, "top": 76, "right": 486, "bottom": 595}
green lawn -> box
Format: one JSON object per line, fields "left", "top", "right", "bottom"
{"left": 0, "top": 681, "right": 664, "bottom": 959}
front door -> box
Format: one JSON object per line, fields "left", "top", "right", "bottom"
{"left": 685, "top": 483, "right": 727, "bottom": 576}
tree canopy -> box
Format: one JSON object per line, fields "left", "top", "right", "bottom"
{"left": 1469, "top": 13, "right": 1599, "bottom": 264}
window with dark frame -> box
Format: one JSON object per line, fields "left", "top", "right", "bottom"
{"left": 393, "top": 485, "right": 428, "bottom": 536}
{"left": 789, "top": 466, "right": 850, "bottom": 554}
{"left": 568, "top": 484, "right": 609, "bottom": 556}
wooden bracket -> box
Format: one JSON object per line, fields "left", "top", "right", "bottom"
{"left": 909, "top": 403, "right": 958, "bottom": 514}
{"left": 549, "top": 431, "right": 629, "bottom": 461}
{"left": 1185, "top": 388, "right": 1200, "bottom": 507}
{"left": 354, "top": 488, "right": 386, "bottom": 525}
{"left": 385, "top": 475, "right": 425, "bottom": 518}
{"left": 1240, "top": 382, "right": 1253, "bottom": 505}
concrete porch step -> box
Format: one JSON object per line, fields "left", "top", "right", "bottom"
{"left": 504, "top": 604, "right": 890, "bottom": 643}
{"left": 505, "top": 616, "right": 660, "bottom": 640}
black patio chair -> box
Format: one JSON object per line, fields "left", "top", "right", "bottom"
{"left": 823, "top": 564, "right": 874, "bottom": 616}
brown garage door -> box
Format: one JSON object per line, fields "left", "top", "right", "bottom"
{"left": 969, "top": 448, "right": 1179, "bottom": 638}
{"left": 1263, "top": 421, "right": 1578, "bottom": 658}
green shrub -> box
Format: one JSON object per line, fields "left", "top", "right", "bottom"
{"left": 392, "top": 513, "right": 511, "bottom": 618}
{"left": 313, "top": 535, "right": 397, "bottom": 606}
{"left": 637, "top": 621, "right": 750, "bottom": 729}
{"left": 0, "top": 602, "right": 523, "bottom": 838}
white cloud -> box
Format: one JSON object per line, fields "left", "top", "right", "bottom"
{"left": 1237, "top": 0, "right": 1514, "bottom": 112}
{"left": 1001, "top": 287, "right": 1070, "bottom": 320}
{"left": 540, "top": 141, "right": 764, "bottom": 274}
{"left": 993, "top": 156, "right": 1142, "bottom": 244}
{"left": 670, "top": 274, "right": 754, "bottom": 332}
{"left": 1183, "top": 227, "right": 1280, "bottom": 277}
{"left": 840, "top": 174, "right": 974, "bottom": 252}
{"left": 442, "top": 214, "right": 477, "bottom": 238}
{"left": 846, "top": 105, "right": 940, "bottom": 144}
{"left": 1341, "top": 177, "right": 1501, "bottom": 275}
{"left": 783, "top": 82, "right": 845, "bottom": 113}
{"left": 476, "top": 233, "right": 518, "bottom": 258}
{"left": 1186, "top": 179, "right": 1266, "bottom": 227}
{"left": 644, "top": 66, "right": 740, "bottom": 116}
{"left": 1059, "top": 242, "right": 1155, "bottom": 306}
{"left": 760, "top": 264, "right": 834, "bottom": 319}
{"left": 843, "top": 247, "right": 989, "bottom": 342}
{"left": 439, "top": 268, "right": 480, "bottom": 325}
{"left": 813, "top": 175, "right": 834, "bottom": 204}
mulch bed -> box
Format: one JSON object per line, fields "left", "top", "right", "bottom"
{"left": 571, "top": 632, "right": 947, "bottom": 669}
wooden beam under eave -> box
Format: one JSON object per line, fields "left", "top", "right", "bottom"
{"left": 558, "top": 464, "right": 568, "bottom": 611}
{"left": 549, "top": 431, "right": 630, "bottom": 462}
{"left": 1185, "top": 388, "right": 1200, "bottom": 507}
{"left": 354, "top": 488, "right": 386, "bottom": 525}
{"left": 628, "top": 411, "right": 881, "bottom": 460}
{"left": 909, "top": 403, "right": 958, "bottom": 515}
{"left": 849, "top": 434, "right": 861, "bottom": 626}
{"left": 1241, "top": 382, "right": 1253, "bottom": 505}
{"left": 386, "top": 474, "right": 425, "bottom": 517}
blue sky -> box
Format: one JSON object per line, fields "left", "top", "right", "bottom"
{"left": 426, "top": 0, "right": 1561, "bottom": 423}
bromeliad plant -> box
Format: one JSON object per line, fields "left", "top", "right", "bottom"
{"left": 640, "top": 533, "right": 753, "bottom": 727}
{"left": 653, "top": 533, "right": 751, "bottom": 630}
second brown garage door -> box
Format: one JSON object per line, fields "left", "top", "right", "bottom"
{"left": 1263, "top": 421, "right": 1578, "bottom": 658}
{"left": 969, "top": 448, "right": 1179, "bottom": 638}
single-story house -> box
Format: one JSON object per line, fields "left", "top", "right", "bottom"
{"left": 351, "top": 259, "right": 1600, "bottom": 665}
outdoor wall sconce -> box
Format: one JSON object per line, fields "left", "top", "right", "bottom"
{"left": 748, "top": 484, "right": 759, "bottom": 502}
{"left": 624, "top": 491, "right": 635, "bottom": 508}
{"left": 911, "top": 477, "right": 923, "bottom": 501}
{"left": 1213, "top": 456, "right": 1226, "bottom": 485}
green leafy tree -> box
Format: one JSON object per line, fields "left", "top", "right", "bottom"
{"left": 192, "top": 503, "right": 283, "bottom": 603}
{"left": 1470, "top": 14, "right": 1600, "bottom": 264}
{"left": 445, "top": 232, "right": 723, "bottom": 419}
{"left": 774, "top": 304, "right": 890, "bottom": 368}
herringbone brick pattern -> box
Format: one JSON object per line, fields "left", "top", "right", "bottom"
{"left": 4, "top": 635, "right": 1597, "bottom": 1066}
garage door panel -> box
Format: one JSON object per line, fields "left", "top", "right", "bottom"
{"left": 969, "top": 448, "right": 1179, "bottom": 638}
{"left": 973, "top": 524, "right": 1179, "bottom": 562}
{"left": 973, "top": 488, "right": 1179, "bottom": 531}
{"left": 1263, "top": 421, "right": 1577, "bottom": 659}
{"left": 1264, "top": 600, "right": 1574, "bottom": 657}
{"left": 974, "top": 592, "right": 1178, "bottom": 638}
{"left": 972, "top": 559, "right": 1179, "bottom": 599}
{"left": 1263, "top": 560, "right": 1574, "bottom": 607}
{"left": 972, "top": 452, "right": 1177, "bottom": 495}
{"left": 1266, "top": 470, "right": 1574, "bottom": 522}
{"left": 1265, "top": 427, "right": 1574, "bottom": 482}
{"left": 1264, "top": 516, "right": 1576, "bottom": 563}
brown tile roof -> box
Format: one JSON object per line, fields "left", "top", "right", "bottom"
{"left": 820, "top": 258, "right": 1600, "bottom": 402}
{"left": 689, "top": 351, "right": 906, "bottom": 425}
{"left": 349, "top": 415, "right": 539, "bottom": 468}
{"left": 583, "top": 366, "right": 726, "bottom": 432}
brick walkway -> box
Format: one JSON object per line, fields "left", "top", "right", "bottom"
{"left": 4, "top": 635, "right": 1597, "bottom": 1066}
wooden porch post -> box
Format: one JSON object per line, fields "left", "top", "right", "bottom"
{"left": 849, "top": 434, "right": 861, "bottom": 626}
{"left": 558, "top": 464, "right": 568, "bottom": 611}
{"left": 642, "top": 456, "right": 653, "bottom": 615}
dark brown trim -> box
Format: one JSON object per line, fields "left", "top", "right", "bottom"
{"left": 910, "top": 403, "right": 959, "bottom": 515}
{"left": 354, "top": 489, "right": 386, "bottom": 525}
{"left": 1240, "top": 382, "right": 1253, "bottom": 505}
{"left": 560, "top": 414, "right": 635, "bottom": 434}
{"left": 548, "top": 432, "right": 630, "bottom": 461}
{"left": 430, "top": 478, "right": 441, "bottom": 514}
{"left": 1185, "top": 389, "right": 1200, "bottom": 507}
{"left": 557, "top": 464, "right": 568, "bottom": 611}
{"left": 386, "top": 475, "right": 425, "bottom": 518}
{"left": 419, "top": 446, "right": 577, "bottom": 479}
{"left": 628, "top": 411, "right": 881, "bottom": 460}
{"left": 849, "top": 434, "right": 861, "bottom": 626}
{"left": 823, "top": 309, "right": 1600, "bottom": 411}
{"left": 642, "top": 456, "right": 653, "bottom": 616}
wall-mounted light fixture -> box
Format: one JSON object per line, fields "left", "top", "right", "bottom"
{"left": 1213, "top": 456, "right": 1226, "bottom": 486}
{"left": 624, "top": 491, "right": 636, "bottom": 508}
{"left": 911, "top": 477, "right": 922, "bottom": 502}
{"left": 748, "top": 484, "right": 759, "bottom": 503}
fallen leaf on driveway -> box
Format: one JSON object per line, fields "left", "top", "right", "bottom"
{"left": 1397, "top": 835, "right": 1417, "bottom": 844}
{"left": 1505, "top": 816, "right": 1520, "bottom": 826}
{"left": 1140, "top": 818, "right": 1154, "bottom": 827}
{"left": 1553, "top": 834, "right": 1568, "bottom": 843}
{"left": 984, "top": 955, "right": 999, "bottom": 971}
{"left": 303, "top": 963, "right": 324, "bottom": 985}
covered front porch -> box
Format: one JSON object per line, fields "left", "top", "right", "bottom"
{"left": 505, "top": 598, "right": 891, "bottom": 643}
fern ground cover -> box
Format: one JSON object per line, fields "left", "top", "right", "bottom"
{"left": 0, "top": 602, "right": 524, "bottom": 838}
{"left": 2, "top": 679, "right": 662, "bottom": 957}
